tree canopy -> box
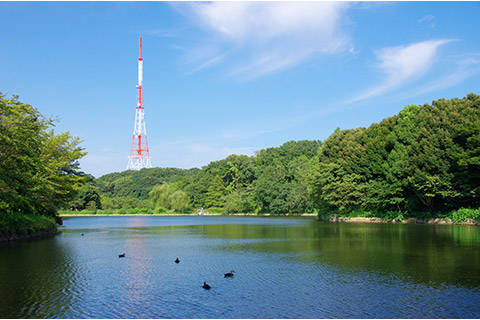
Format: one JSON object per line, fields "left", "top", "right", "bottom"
{"left": 69, "top": 93, "right": 480, "bottom": 219}
{"left": 0, "top": 93, "right": 86, "bottom": 217}
{"left": 310, "top": 93, "right": 480, "bottom": 216}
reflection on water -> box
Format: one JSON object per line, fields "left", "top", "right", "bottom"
{"left": 0, "top": 216, "right": 479, "bottom": 318}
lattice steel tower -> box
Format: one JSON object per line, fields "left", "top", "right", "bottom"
{"left": 127, "top": 37, "right": 152, "bottom": 170}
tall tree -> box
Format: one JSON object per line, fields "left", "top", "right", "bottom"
{"left": 0, "top": 93, "right": 86, "bottom": 217}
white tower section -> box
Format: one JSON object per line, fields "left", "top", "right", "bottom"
{"left": 127, "top": 37, "right": 152, "bottom": 171}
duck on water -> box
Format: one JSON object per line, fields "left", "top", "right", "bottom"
{"left": 224, "top": 270, "right": 235, "bottom": 277}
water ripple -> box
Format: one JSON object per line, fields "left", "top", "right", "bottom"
{"left": 2, "top": 216, "right": 480, "bottom": 318}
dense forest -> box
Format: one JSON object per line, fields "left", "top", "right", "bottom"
{"left": 1, "top": 92, "right": 479, "bottom": 223}
{"left": 70, "top": 93, "right": 480, "bottom": 221}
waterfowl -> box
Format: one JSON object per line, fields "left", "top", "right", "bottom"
{"left": 118, "top": 253, "right": 126, "bottom": 258}
{"left": 175, "top": 258, "right": 180, "bottom": 263}
{"left": 202, "top": 282, "right": 211, "bottom": 289}
{"left": 224, "top": 270, "right": 235, "bottom": 277}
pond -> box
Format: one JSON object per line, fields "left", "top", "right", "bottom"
{"left": 1, "top": 216, "right": 479, "bottom": 318}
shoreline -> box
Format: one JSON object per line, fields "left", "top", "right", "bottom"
{"left": 59, "top": 213, "right": 318, "bottom": 217}
{"left": 0, "top": 229, "right": 58, "bottom": 244}
{"left": 2, "top": 214, "right": 477, "bottom": 244}
{"left": 58, "top": 213, "right": 478, "bottom": 225}
{"left": 324, "top": 216, "right": 480, "bottom": 226}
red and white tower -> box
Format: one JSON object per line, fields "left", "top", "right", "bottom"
{"left": 127, "top": 37, "right": 152, "bottom": 170}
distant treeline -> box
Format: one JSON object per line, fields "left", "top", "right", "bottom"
{"left": 67, "top": 93, "right": 480, "bottom": 220}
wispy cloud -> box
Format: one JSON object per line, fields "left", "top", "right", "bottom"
{"left": 418, "top": 14, "right": 435, "bottom": 23}
{"left": 400, "top": 55, "right": 480, "bottom": 99}
{"left": 174, "top": 2, "right": 350, "bottom": 79}
{"left": 418, "top": 14, "right": 436, "bottom": 29}
{"left": 186, "top": 55, "right": 224, "bottom": 75}
{"left": 350, "top": 39, "right": 454, "bottom": 103}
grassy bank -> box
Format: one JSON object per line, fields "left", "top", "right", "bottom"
{"left": 0, "top": 213, "right": 57, "bottom": 241}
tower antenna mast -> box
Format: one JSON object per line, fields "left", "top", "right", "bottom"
{"left": 127, "top": 37, "right": 152, "bottom": 170}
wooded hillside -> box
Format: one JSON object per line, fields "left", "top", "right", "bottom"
{"left": 74, "top": 93, "right": 479, "bottom": 219}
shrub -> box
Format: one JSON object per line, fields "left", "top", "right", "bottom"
{"left": 0, "top": 213, "right": 56, "bottom": 236}
{"left": 450, "top": 208, "right": 480, "bottom": 223}
{"left": 153, "top": 207, "right": 166, "bottom": 214}
{"left": 116, "top": 209, "right": 127, "bottom": 215}
{"left": 207, "top": 207, "right": 223, "bottom": 214}
{"left": 127, "top": 208, "right": 139, "bottom": 215}
{"left": 223, "top": 190, "right": 255, "bottom": 214}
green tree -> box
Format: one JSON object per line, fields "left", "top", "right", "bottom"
{"left": 68, "top": 182, "right": 101, "bottom": 211}
{"left": 406, "top": 95, "right": 479, "bottom": 210}
{"left": 149, "top": 183, "right": 191, "bottom": 211}
{"left": 149, "top": 183, "right": 175, "bottom": 209}
{"left": 205, "top": 175, "right": 226, "bottom": 208}
{"left": 309, "top": 128, "right": 368, "bottom": 213}
{"left": 170, "top": 190, "right": 190, "bottom": 212}
{"left": 0, "top": 93, "right": 86, "bottom": 217}
{"left": 223, "top": 188, "right": 255, "bottom": 214}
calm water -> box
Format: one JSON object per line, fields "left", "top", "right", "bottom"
{"left": 1, "top": 216, "right": 480, "bottom": 318}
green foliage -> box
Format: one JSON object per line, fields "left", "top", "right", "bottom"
{"left": 309, "top": 93, "right": 480, "bottom": 216}
{"left": 127, "top": 208, "right": 139, "bottom": 214}
{"left": 61, "top": 93, "right": 479, "bottom": 219}
{"left": 252, "top": 141, "right": 319, "bottom": 214}
{"left": 0, "top": 213, "right": 56, "bottom": 236}
{"left": 450, "top": 208, "right": 480, "bottom": 223}
{"left": 149, "top": 183, "right": 191, "bottom": 212}
{"left": 0, "top": 93, "right": 86, "bottom": 218}
{"left": 96, "top": 167, "right": 198, "bottom": 200}
{"left": 309, "top": 128, "right": 368, "bottom": 212}
{"left": 223, "top": 189, "right": 255, "bottom": 214}
{"left": 170, "top": 190, "right": 190, "bottom": 212}
{"left": 66, "top": 175, "right": 101, "bottom": 211}
{"left": 406, "top": 94, "right": 480, "bottom": 210}
{"left": 99, "top": 194, "right": 150, "bottom": 210}
{"left": 153, "top": 207, "right": 166, "bottom": 214}
{"left": 205, "top": 175, "right": 226, "bottom": 208}
{"left": 93, "top": 167, "right": 198, "bottom": 212}
{"left": 207, "top": 207, "right": 224, "bottom": 214}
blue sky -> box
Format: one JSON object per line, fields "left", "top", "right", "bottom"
{"left": 1, "top": 1, "right": 479, "bottom": 178}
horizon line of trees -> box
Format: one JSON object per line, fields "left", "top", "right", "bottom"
{"left": 72, "top": 93, "right": 480, "bottom": 220}
{"left": 3, "top": 92, "right": 478, "bottom": 222}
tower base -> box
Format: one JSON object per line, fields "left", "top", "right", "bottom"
{"left": 126, "top": 156, "right": 152, "bottom": 171}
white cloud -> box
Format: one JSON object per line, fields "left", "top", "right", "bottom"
{"left": 400, "top": 56, "right": 480, "bottom": 99}
{"left": 350, "top": 39, "right": 454, "bottom": 103}
{"left": 175, "top": 2, "right": 350, "bottom": 79}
